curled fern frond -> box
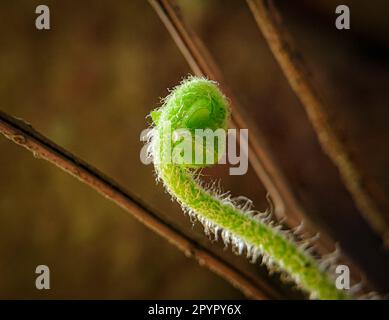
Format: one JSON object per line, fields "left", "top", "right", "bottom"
{"left": 149, "top": 76, "right": 348, "bottom": 300}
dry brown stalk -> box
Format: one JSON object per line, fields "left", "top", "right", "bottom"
{"left": 246, "top": 0, "right": 389, "bottom": 245}
{"left": 0, "top": 110, "right": 282, "bottom": 300}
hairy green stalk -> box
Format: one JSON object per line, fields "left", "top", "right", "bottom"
{"left": 149, "top": 76, "right": 347, "bottom": 300}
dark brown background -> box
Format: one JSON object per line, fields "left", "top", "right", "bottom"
{"left": 0, "top": 0, "right": 388, "bottom": 298}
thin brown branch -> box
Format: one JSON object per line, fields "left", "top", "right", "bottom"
{"left": 149, "top": 0, "right": 305, "bottom": 233}
{"left": 148, "top": 0, "right": 347, "bottom": 256}
{"left": 246, "top": 0, "right": 389, "bottom": 245}
{"left": 0, "top": 109, "right": 282, "bottom": 300}
{"left": 147, "top": 0, "right": 377, "bottom": 292}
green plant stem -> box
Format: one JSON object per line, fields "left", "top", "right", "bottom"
{"left": 151, "top": 77, "right": 348, "bottom": 300}
{"left": 156, "top": 163, "right": 346, "bottom": 299}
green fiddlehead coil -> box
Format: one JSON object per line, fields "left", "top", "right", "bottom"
{"left": 149, "top": 76, "right": 348, "bottom": 300}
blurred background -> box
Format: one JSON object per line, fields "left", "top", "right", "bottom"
{"left": 0, "top": 0, "right": 388, "bottom": 299}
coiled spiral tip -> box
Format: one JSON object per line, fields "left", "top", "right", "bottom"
{"left": 151, "top": 77, "right": 230, "bottom": 167}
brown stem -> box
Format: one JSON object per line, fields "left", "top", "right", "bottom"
{"left": 149, "top": 0, "right": 309, "bottom": 239}
{"left": 246, "top": 0, "right": 389, "bottom": 245}
{"left": 147, "top": 0, "right": 374, "bottom": 293}
{"left": 0, "top": 110, "right": 282, "bottom": 300}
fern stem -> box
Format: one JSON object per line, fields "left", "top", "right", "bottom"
{"left": 150, "top": 76, "right": 348, "bottom": 300}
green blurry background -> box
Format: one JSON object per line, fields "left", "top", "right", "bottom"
{"left": 1, "top": 1, "right": 389, "bottom": 298}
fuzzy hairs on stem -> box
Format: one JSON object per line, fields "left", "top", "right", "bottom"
{"left": 148, "top": 76, "right": 348, "bottom": 300}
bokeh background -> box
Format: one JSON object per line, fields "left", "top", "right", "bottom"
{"left": 0, "top": 0, "right": 388, "bottom": 299}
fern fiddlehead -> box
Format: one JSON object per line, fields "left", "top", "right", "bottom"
{"left": 148, "top": 76, "right": 347, "bottom": 300}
